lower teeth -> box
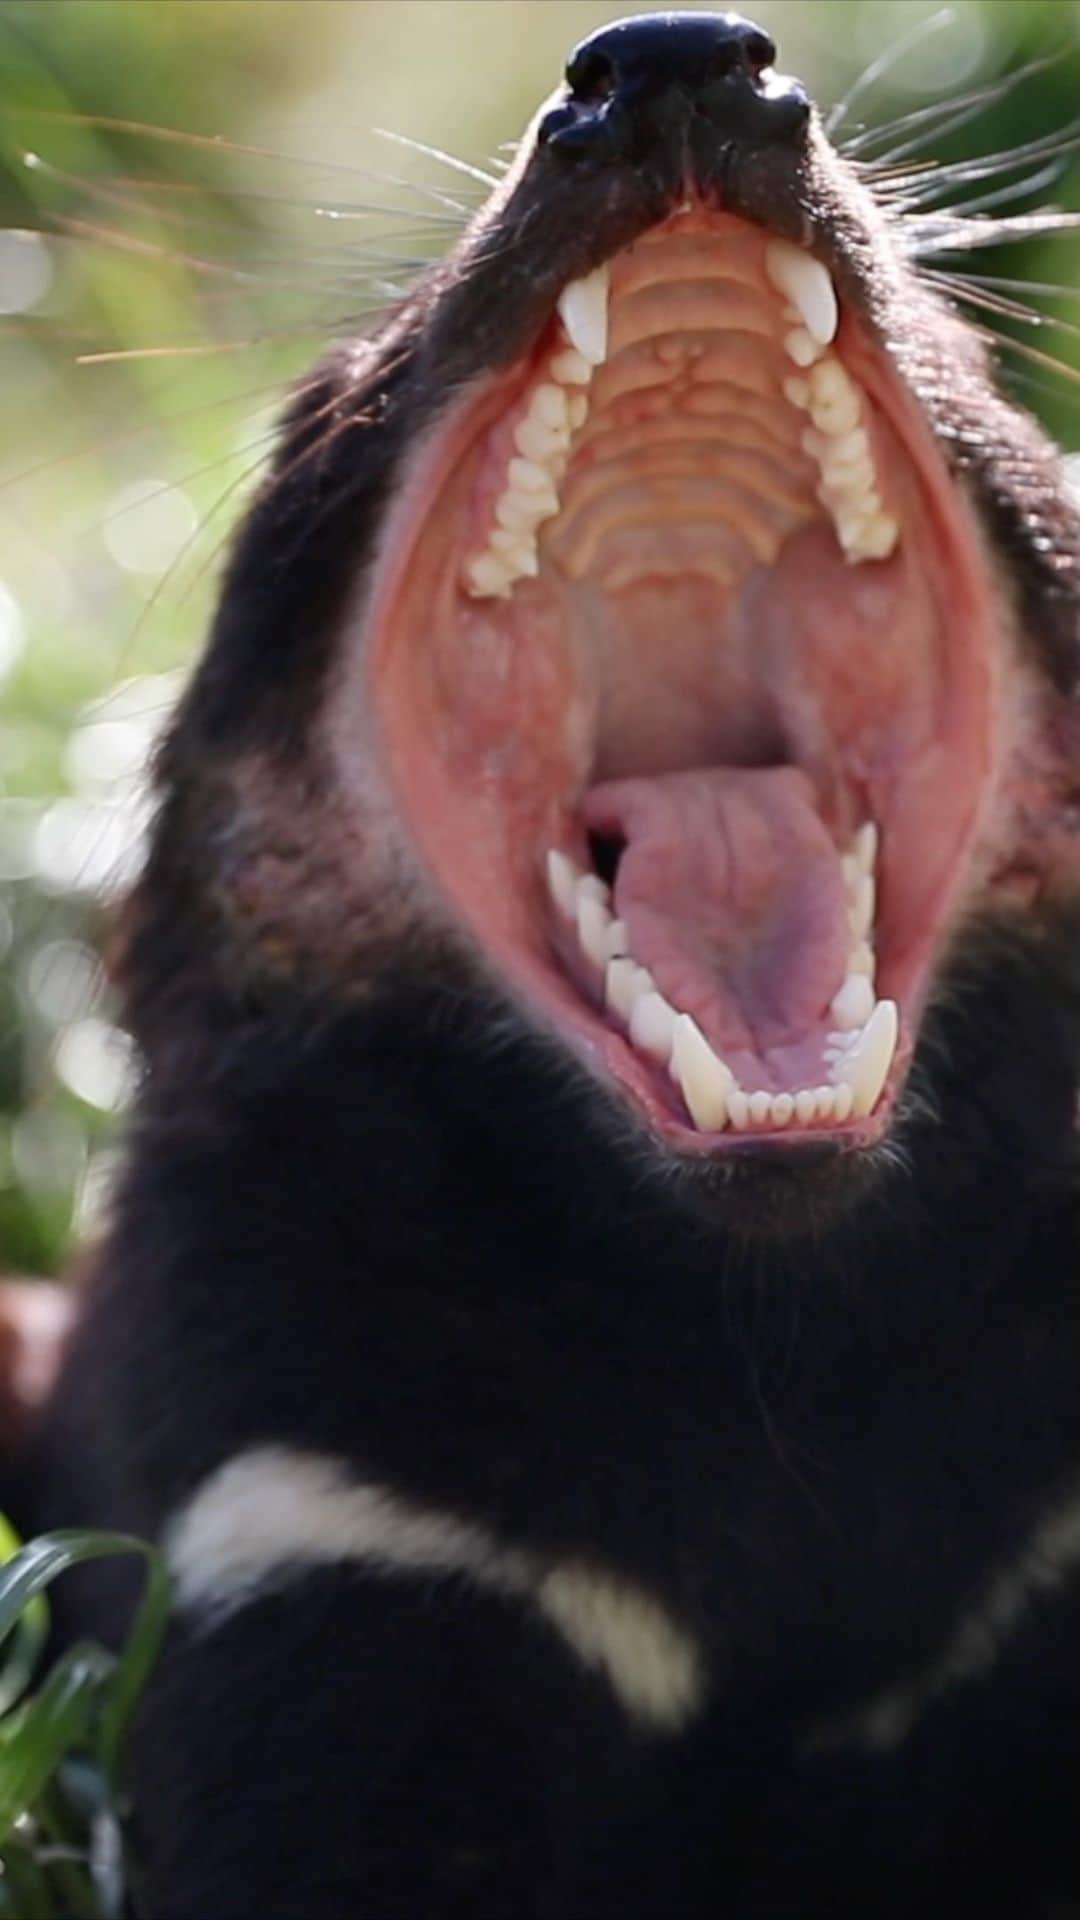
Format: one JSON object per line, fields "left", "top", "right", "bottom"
{"left": 544, "top": 823, "right": 898, "bottom": 1135}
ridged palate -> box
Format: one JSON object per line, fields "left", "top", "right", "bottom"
{"left": 464, "top": 236, "right": 898, "bottom": 600}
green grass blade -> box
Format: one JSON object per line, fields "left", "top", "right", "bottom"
{"left": 0, "top": 1643, "right": 113, "bottom": 1840}
{"left": 0, "top": 1518, "right": 49, "bottom": 1720}
{"left": 0, "top": 1529, "right": 171, "bottom": 1798}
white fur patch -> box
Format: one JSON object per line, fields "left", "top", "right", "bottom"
{"left": 538, "top": 1561, "right": 703, "bottom": 1731}
{"left": 819, "top": 1480, "right": 1080, "bottom": 1752}
{"left": 165, "top": 1446, "right": 704, "bottom": 1733}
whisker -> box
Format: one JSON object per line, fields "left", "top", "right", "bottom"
{"left": 945, "top": 271, "right": 1080, "bottom": 301}
{"left": 890, "top": 124, "right": 1080, "bottom": 208}
{"left": 842, "top": 47, "right": 1069, "bottom": 162}
{"left": 923, "top": 270, "right": 1080, "bottom": 347}
{"left": 25, "top": 158, "right": 452, "bottom": 268}
{"left": 45, "top": 208, "right": 401, "bottom": 307}
{"left": 964, "top": 320, "right": 1080, "bottom": 388}
{"left": 906, "top": 210, "right": 1080, "bottom": 257}
{"left": 91, "top": 177, "right": 463, "bottom": 227}
{"left": 0, "top": 371, "right": 325, "bottom": 495}
{"left": 825, "top": 8, "right": 957, "bottom": 140}
{"left": 371, "top": 128, "right": 497, "bottom": 191}
{"left": 912, "top": 157, "right": 1075, "bottom": 222}
{"left": 17, "top": 108, "right": 477, "bottom": 199}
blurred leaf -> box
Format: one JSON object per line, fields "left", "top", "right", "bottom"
{"left": 0, "top": 1641, "right": 112, "bottom": 1839}
{"left": 0, "top": 1515, "right": 49, "bottom": 1720}
{"left": 0, "top": 1529, "right": 170, "bottom": 1793}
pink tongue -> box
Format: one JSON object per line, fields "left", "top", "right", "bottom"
{"left": 583, "top": 766, "right": 849, "bottom": 1057}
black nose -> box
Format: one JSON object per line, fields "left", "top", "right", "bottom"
{"left": 541, "top": 11, "right": 809, "bottom": 165}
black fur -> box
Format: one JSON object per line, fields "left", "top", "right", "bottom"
{"left": 34, "top": 915, "right": 1080, "bottom": 1916}
{"left": 27, "top": 10, "right": 1080, "bottom": 1916}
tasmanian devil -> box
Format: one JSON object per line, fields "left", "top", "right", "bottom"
{"left": 20, "top": 8, "right": 1080, "bottom": 1917}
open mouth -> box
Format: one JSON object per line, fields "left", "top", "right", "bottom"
{"left": 370, "top": 208, "right": 996, "bottom": 1157}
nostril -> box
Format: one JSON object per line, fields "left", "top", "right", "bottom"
{"left": 708, "top": 24, "right": 777, "bottom": 82}
{"left": 565, "top": 46, "right": 618, "bottom": 105}
{"left": 742, "top": 27, "right": 777, "bottom": 76}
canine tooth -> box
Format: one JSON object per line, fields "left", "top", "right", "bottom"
{"left": 531, "top": 383, "right": 569, "bottom": 431}
{"left": 766, "top": 240, "right": 838, "bottom": 346}
{"left": 464, "top": 554, "right": 513, "bottom": 598}
{"left": 784, "top": 375, "right": 811, "bottom": 410}
{"left": 727, "top": 1089, "right": 750, "bottom": 1129}
{"left": 550, "top": 347, "right": 592, "bottom": 386}
{"left": 794, "top": 1089, "right": 817, "bottom": 1125}
{"left": 670, "top": 1015, "right": 733, "bottom": 1131}
{"left": 557, "top": 264, "right": 609, "bottom": 366}
{"left": 577, "top": 895, "right": 613, "bottom": 970}
{"left": 832, "top": 998, "right": 898, "bottom": 1117}
{"left": 784, "top": 327, "right": 821, "bottom": 369}
{"left": 771, "top": 1093, "right": 795, "bottom": 1126}
{"left": 515, "top": 416, "right": 568, "bottom": 463}
{"left": 546, "top": 849, "right": 580, "bottom": 920}
{"left": 748, "top": 1091, "right": 771, "bottom": 1125}
{"left": 849, "top": 875, "right": 875, "bottom": 941}
{"left": 849, "top": 941, "right": 875, "bottom": 979}
{"left": 853, "top": 822, "right": 878, "bottom": 873}
{"left": 830, "top": 974, "right": 875, "bottom": 1031}
{"left": 577, "top": 874, "right": 610, "bottom": 906}
{"left": 629, "top": 991, "right": 677, "bottom": 1064}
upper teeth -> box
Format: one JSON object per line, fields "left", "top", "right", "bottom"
{"left": 544, "top": 822, "right": 899, "bottom": 1136}
{"left": 463, "top": 329, "right": 596, "bottom": 600}
{"left": 774, "top": 353, "right": 899, "bottom": 567}
{"left": 763, "top": 241, "right": 899, "bottom": 567}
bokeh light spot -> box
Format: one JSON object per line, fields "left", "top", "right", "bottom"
{"left": 102, "top": 480, "right": 199, "bottom": 576}
{"left": 0, "top": 581, "right": 26, "bottom": 687}
{"left": 0, "top": 229, "right": 53, "bottom": 315}
{"left": 54, "top": 1017, "right": 138, "bottom": 1114}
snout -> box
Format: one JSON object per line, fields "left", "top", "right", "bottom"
{"left": 538, "top": 10, "right": 811, "bottom": 180}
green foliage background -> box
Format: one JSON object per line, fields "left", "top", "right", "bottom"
{"left": 0, "top": 0, "right": 1077, "bottom": 1276}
